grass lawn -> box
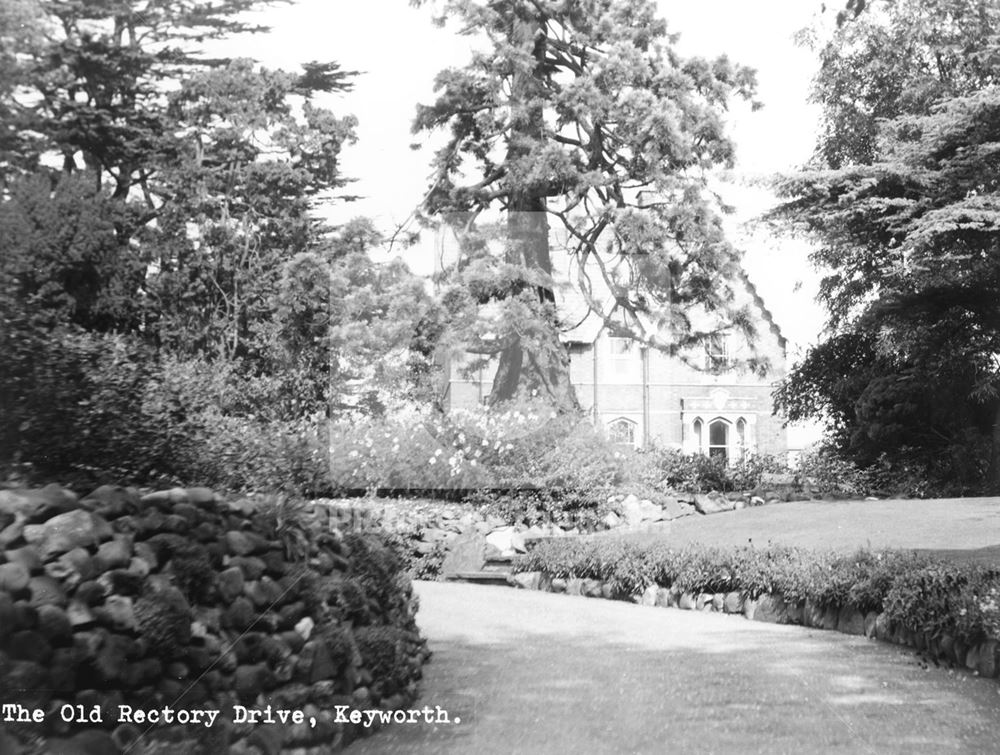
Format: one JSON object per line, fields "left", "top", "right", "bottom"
{"left": 591, "top": 497, "right": 1000, "bottom": 565}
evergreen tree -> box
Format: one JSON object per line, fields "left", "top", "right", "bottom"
{"left": 414, "top": 0, "right": 759, "bottom": 410}
{"left": 773, "top": 0, "right": 1000, "bottom": 490}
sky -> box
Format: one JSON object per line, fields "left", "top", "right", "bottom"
{"left": 220, "top": 1, "right": 831, "bottom": 380}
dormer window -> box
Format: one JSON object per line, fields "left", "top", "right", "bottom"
{"left": 608, "top": 336, "right": 637, "bottom": 380}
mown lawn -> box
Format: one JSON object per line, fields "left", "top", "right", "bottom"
{"left": 590, "top": 497, "right": 1000, "bottom": 565}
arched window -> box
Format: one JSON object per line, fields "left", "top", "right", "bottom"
{"left": 708, "top": 418, "right": 729, "bottom": 461}
{"left": 607, "top": 417, "right": 637, "bottom": 447}
{"left": 693, "top": 418, "right": 703, "bottom": 453}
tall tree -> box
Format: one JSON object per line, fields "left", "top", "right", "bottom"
{"left": 413, "top": 0, "right": 759, "bottom": 410}
{"left": 802, "top": 0, "right": 998, "bottom": 168}
{"left": 1, "top": 0, "right": 358, "bottom": 361}
{"left": 773, "top": 0, "right": 1000, "bottom": 489}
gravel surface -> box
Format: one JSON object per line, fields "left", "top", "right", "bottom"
{"left": 347, "top": 581, "right": 1000, "bottom": 755}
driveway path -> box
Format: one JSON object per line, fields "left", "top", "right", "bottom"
{"left": 349, "top": 581, "right": 1000, "bottom": 755}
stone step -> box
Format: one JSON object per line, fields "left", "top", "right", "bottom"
{"left": 445, "top": 571, "right": 513, "bottom": 585}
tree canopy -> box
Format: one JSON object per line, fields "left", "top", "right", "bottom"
{"left": 773, "top": 0, "right": 1000, "bottom": 490}
{"left": 414, "top": 0, "right": 760, "bottom": 410}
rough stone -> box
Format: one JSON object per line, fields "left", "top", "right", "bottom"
{"left": 750, "top": 594, "right": 787, "bottom": 624}
{"left": 602, "top": 511, "right": 622, "bottom": 529}
{"left": 692, "top": 492, "right": 736, "bottom": 515}
{"left": 640, "top": 584, "right": 658, "bottom": 606}
{"left": 66, "top": 600, "right": 95, "bottom": 628}
{"left": 723, "top": 592, "right": 744, "bottom": 614}
{"left": 484, "top": 526, "right": 518, "bottom": 555}
{"left": 101, "top": 595, "right": 135, "bottom": 631}
{"left": 4, "top": 545, "right": 42, "bottom": 573}
{"left": 0, "top": 561, "right": 30, "bottom": 592}
{"left": 821, "top": 605, "right": 840, "bottom": 631}
{"left": 659, "top": 496, "right": 696, "bottom": 520}
{"left": 230, "top": 556, "right": 266, "bottom": 581}
{"left": 28, "top": 575, "right": 67, "bottom": 608}
{"left": 511, "top": 571, "right": 540, "bottom": 590}
{"left": 36, "top": 604, "right": 72, "bottom": 642}
{"left": 9, "top": 630, "right": 52, "bottom": 664}
{"left": 217, "top": 567, "right": 245, "bottom": 603}
{"left": 967, "top": 640, "right": 998, "bottom": 678}
{"left": 0, "top": 514, "right": 26, "bottom": 548}
{"left": 295, "top": 616, "right": 315, "bottom": 641}
{"left": 225, "top": 530, "right": 256, "bottom": 556}
{"left": 95, "top": 537, "right": 132, "bottom": 570}
{"left": 582, "top": 579, "right": 604, "bottom": 598}
{"left": 185, "top": 487, "right": 216, "bottom": 505}
{"left": 863, "top": 612, "right": 878, "bottom": 639}
{"left": 678, "top": 592, "right": 696, "bottom": 610}
{"left": 440, "top": 531, "right": 488, "bottom": 577}
{"left": 785, "top": 600, "right": 805, "bottom": 626}
{"left": 836, "top": 606, "right": 866, "bottom": 636}
{"left": 803, "top": 599, "right": 823, "bottom": 628}
{"left": 29, "top": 510, "right": 112, "bottom": 559}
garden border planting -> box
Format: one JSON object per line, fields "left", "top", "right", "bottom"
{"left": 511, "top": 540, "right": 1000, "bottom": 681}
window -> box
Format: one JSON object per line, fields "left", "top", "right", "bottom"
{"left": 609, "top": 336, "right": 636, "bottom": 379}
{"left": 693, "top": 418, "right": 703, "bottom": 453}
{"left": 708, "top": 418, "right": 729, "bottom": 461}
{"left": 607, "top": 417, "right": 637, "bottom": 447}
{"left": 705, "top": 332, "right": 729, "bottom": 371}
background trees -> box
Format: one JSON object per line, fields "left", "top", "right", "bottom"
{"left": 0, "top": 0, "right": 437, "bottom": 488}
{"left": 773, "top": 0, "right": 1000, "bottom": 491}
{"left": 414, "top": 0, "right": 760, "bottom": 410}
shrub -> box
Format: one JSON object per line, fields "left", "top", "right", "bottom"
{"left": 354, "top": 625, "right": 409, "bottom": 695}
{"left": 794, "top": 448, "right": 871, "bottom": 497}
{"left": 630, "top": 448, "right": 790, "bottom": 494}
{"left": 0, "top": 325, "right": 174, "bottom": 486}
{"left": 516, "top": 539, "right": 1000, "bottom": 647}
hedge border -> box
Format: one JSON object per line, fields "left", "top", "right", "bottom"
{"left": 511, "top": 542, "right": 1000, "bottom": 681}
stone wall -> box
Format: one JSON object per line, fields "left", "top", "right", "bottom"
{"left": 0, "top": 484, "right": 429, "bottom": 754}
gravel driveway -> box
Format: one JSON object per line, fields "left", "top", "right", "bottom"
{"left": 347, "top": 581, "right": 1000, "bottom": 755}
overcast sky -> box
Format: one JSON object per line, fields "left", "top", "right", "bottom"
{"left": 220, "top": 0, "right": 830, "bottom": 360}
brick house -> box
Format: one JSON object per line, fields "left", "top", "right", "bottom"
{"left": 435, "top": 231, "right": 789, "bottom": 462}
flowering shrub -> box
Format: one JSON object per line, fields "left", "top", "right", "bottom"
{"left": 329, "top": 397, "right": 624, "bottom": 502}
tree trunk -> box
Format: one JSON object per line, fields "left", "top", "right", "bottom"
{"left": 488, "top": 9, "right": 578, "bottom": 412}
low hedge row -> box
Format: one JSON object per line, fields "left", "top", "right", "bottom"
{"left": 513, "top": 540, "right": 1000, "bottom": 648}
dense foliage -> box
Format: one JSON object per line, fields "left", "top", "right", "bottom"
{"left": 516, "top": 540, "right": 1000, "bottom": 647}
{"left": 773, "top": 0, "right": 1000, "bottom": 492}
{"left": 0, "top": 1, "right": 440, "bottom": 489}
{"left": 416, "top": 0, "right": 762, "bottom": 410}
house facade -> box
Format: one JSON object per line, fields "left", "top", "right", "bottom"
{"left": 434, "top": 230, "right": 789, "bottom": 462}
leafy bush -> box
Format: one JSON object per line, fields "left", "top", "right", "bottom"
{"left": 628, "top": 448, "right": 790, "bottom": 494}
{"left": 794, "top": 448, "right": 871, "bottom": 497}
{"left": 0, "top": 324, "right": 173, "bottom": 486}
{"left": 354, "top": 625, "right": 410, "bottom": 695}
{"left": 516, "top": 539, "right": 1000, "bottom": 647}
